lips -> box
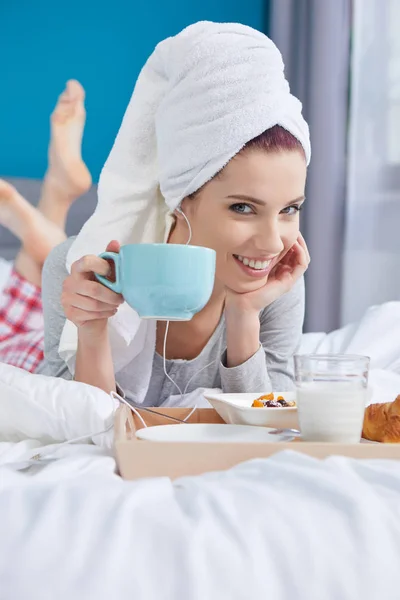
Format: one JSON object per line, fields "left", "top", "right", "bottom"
{"left": 233, "top": 254, "right": 272, "bottom": 270}
{"left": 233, "top": 254, "right": 275, "bottom": 278}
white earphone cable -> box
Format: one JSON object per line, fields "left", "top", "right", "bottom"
{"left": 177, "top": 206, "right": 193, "bottom": 245}
{"left": 161, "top": 205, "right": 216, "bottom": 403}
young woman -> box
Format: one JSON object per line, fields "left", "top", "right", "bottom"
{"left": 39, "top": 23, "right": 311, "bottom": 406}
{"left": 39, "top": 126, "right": 309, "bottom": 403}
{"left": 0, "top": 80, "right": 92, "bottom": 372}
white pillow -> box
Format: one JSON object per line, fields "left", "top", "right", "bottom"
{"left": 0, "top": 363, "right": 116, "bottom": 446}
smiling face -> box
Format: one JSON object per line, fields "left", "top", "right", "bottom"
{"left": 171, "top": 147, "right": 307, "bottom": 295}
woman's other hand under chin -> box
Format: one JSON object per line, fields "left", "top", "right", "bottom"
{"left": 224, "top": 233, "right": 310, "bottom": 318}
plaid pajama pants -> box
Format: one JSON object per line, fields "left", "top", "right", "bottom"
{"left": 0, "top": 269, "right": 45, "bottom": 373}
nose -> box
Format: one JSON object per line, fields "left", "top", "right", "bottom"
{"left": 253, "top": 220, "right": 285, "bottom": 256}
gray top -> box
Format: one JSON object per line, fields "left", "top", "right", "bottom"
{"left": 38, "top": 238, "right": 305, "bottom": 405}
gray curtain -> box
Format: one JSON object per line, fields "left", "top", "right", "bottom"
{"left": 269, "top": 0, "right": 351, "bottom": 333}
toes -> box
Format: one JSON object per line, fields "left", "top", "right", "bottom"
{"left": 51, "top": 105, "right": 74, "bottom": 124}
{"left": 51, "top": 80, "right": 86, "bottom": 123}
{"left": 66, "top": 79, "right": 85, "bottom": 101}
{"left": 0, "top": 179, "right": 18, "bottom": 201}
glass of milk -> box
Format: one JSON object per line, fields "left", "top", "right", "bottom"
{"left": 294, "top": 354, "right": 371, "bottom": 443}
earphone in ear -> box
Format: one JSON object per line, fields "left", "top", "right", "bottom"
{"left": 176, "top": 205, "right": 192, "bottom": 245}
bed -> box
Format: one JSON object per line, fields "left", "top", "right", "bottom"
{"left": 1, "top": 301, "right": 400, "bottom": 599}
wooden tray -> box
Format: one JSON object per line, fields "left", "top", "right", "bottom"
{"left": 114, "top": 406, "right": 400, "bottom": 480}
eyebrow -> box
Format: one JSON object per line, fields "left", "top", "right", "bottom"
{"left": 226, "top": 194, "right": 306, "bottom": 207}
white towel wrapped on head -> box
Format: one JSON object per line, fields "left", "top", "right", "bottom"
{"left": 59, "top": 21, "right": 311, "bottom": 404}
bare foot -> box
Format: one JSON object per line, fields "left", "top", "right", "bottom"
{"left": 46, "top": 79, "right": 92, "bottom": 199}
{"left": 0, "top": 179, "right": 66, "bottom": 265}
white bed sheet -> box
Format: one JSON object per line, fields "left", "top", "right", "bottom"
{"left": 0, "top": 301, "right": 400, "bottom": 598}
{"left": 1, "top": 449, "right": 400, "bottom": 600}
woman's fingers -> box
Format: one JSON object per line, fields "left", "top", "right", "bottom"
{"left": 271, "top": 241, "right": 308, "bottom": 286}
{"left": 77, "top": 279, "right": 123, "bottom": 305}
{"left": 285, "top": 241, "right": 308, "bottom": 269}
{"left": 276, "top": 246, "right": 297, "bottom": 270}
{"left": 72, "top": 255, "right": 111, "bottom": 278}
{"left": 295, "top": 241, "right": 309, "bottom": 268}
{"left": 297, "top": 233, "right": 311, "bottom": 263}
{"left": 69, "top": 294, "right": 118, "bottom": 313}
{"left": 264, "top": 235, "right": 309, "bottom": 287}
{"left": 67, "top": 260, "right": 123, "bottom": 305}
{"left": 284, "top": 242, "right": 309, "bottom": 282}
{"left": 63, "top": 278, "right": 122, "bottom": 305}
{"left": 62, "top": 244, "right": 123, "bottom": 331}
{"left": 106, "top": 240, "right": 121, "bottom": 253}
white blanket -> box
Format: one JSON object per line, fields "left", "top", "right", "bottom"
{"left": 1, "top": 301, "right": 400, "bottom": 599}
{"left": 1, "top": 452, "right": 400, "bottom": 599}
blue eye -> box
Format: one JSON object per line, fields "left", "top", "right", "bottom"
{"left": 230, "top": 203, "right": 254, "bottom": 214}
{"left": 281, "top": 205, "right": 303, "bottom": 216}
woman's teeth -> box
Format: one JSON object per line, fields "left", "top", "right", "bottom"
{"left": 235, "top": 255, "right": 271, "bottom": 270}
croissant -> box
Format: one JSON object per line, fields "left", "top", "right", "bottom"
{"left": 362, "top": 395, "right": 400, "bottom": 443}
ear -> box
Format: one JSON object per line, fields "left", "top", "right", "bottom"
{"left": 175, "top": 195, "right": 195, "bottom": 220}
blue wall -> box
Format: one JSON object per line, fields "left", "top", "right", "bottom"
{"left": 2, "top": 0, "right": 266, "bottom": 181}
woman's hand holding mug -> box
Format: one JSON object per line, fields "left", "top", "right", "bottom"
{"left": 61, "top": 240, "right": 123, "bottom": 338}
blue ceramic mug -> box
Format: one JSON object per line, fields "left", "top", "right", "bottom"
{"left": 95, "top": 243, "right": 216, "bottom": 320}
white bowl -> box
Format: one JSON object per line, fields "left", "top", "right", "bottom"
{"left": 204, "top": 392, "right": 299, "bottom": 429}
